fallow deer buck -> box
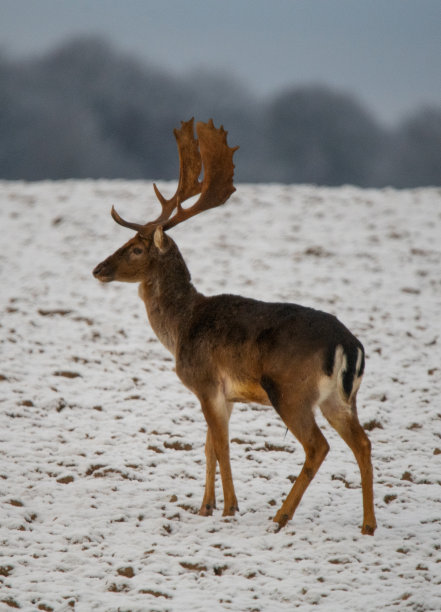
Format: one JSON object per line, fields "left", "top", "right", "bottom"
{"left": 93, "top": 118, "right": 376, "bottom": 535}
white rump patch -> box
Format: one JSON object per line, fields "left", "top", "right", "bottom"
{"left": 317, "top": 345, "right": 345, "bottom": 405}
{"left": 317, "top": 344, "right": 363, "bottom": 407}
{"left": 355, "top": 346, "right": 363, "bottom": 377}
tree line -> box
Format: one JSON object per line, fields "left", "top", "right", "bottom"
{"left": 0, "top": 36, "right": 439, "bottom": 187}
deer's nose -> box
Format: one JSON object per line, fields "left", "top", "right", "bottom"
{"left": 93, "top": 260, "right": 113, "bottom": 281}
{"left": 92, "top": 262, "right": 104, "bottom": 277}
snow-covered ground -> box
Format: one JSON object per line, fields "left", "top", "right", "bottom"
{"left": 1, "top": 180, "right": 440, "bottom": 611}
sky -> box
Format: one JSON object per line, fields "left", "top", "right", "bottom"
{"left": 1, "top": 0, "right": 440, "bottom": 124}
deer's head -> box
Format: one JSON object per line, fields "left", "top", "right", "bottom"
{"left": 93, "top": 118, "right": 238, "bottom": 284}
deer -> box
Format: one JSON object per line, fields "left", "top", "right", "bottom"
{"left": 92, "top": 118, "right": 377, "bottom": 535}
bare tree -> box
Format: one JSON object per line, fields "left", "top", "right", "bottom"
{"left": 264, "top": 85, "right": 385, "bottom": 185}
{"left": 0, "top": 37, "right": 439, "bottom": 186}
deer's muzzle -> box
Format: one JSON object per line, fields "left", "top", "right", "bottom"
{"left": 93, "top": 260, "right": 114, "bottom": 282}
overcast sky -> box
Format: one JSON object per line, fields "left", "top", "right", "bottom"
{"left": 1, "top": 0, "right": 440, "bottom": 124}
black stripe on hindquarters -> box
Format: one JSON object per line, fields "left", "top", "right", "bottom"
{"left": 324, "top": 343, "right": 336, "bottom": 377}
{"left": 324, "top": 341, "right": 365, "bottom": 400}
{"left": 342, "top": 345, "right": 363, "bottom": 399}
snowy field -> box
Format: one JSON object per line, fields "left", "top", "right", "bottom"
{"left": 1, "top": 180, "right": 440, "bottom": 611}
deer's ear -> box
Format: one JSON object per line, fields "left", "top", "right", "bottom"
{"left": 153, "top": 226, "right": 171, "bottom": 253}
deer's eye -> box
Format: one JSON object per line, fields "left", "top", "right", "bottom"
{"left": 133, "top": 247, "right": 143, "bottom": 255}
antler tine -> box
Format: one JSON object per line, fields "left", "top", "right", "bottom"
{"left": 111, "top": 118, "right": 202, "bottom": 235}
{"left": 151, "top": 118, "right": 202, "bottom": 226}
{"left": 163, "top": 119, "right": 238, "bottom": 231}
{"left": 111, "top": 205, "right": 147, "bottom": 232}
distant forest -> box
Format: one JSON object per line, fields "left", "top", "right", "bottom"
{"left": 1, "top": 36, "right": 440, "bottom": 187}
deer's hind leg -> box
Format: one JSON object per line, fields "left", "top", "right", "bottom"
{"left": 320, "top": 395, "right": 376, "bottom": 535}
{"left": 268, "top": 384, "right": 330, "bottom": 529}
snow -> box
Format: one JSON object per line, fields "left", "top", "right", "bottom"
{"left": 1, "top": 180, "right": 440, "bottom": 611}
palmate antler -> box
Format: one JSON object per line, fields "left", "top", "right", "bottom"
{"left": 111, "top": 118, "right": 238, "bottom": 236}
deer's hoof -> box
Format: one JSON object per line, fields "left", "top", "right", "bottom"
{"left": 361, "top": 523, "right": 376, "bottom": 535}
{"left": 222, "top": 505, "right": 239, "bottom": 517}
{"left": 273, "top": 512, "right": 289, "bottom": 531}
{"left": 199, "top": 503, "right": 214, "bottom": 517}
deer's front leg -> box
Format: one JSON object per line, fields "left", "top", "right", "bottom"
{"left": 200, "top": 397, "right": 237, "bottom": 516}
{"left": 199, "top": 428, "right": 217, "bottom": 516}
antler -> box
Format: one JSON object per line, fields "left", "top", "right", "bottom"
{"left": 162, "top": 119, "right": 238, "bottom": 231}
{"left": 152, "top": 118, "right": 203, "bottom": 224}
{"left": 111, "top": 118, "right": 202, "bottom": 233}
{"left": 111, "top": 118, "right": 238, "bottom": 235}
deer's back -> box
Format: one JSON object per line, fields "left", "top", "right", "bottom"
{"left": 175, "top": 294, "right": 364, "bottom": 404}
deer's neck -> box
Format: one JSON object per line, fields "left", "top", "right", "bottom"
{"left": 138, "top": 251, "right": 200, "bottom": 356}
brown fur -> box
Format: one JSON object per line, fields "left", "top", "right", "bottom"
{"left": 92, "top": 118, "right": 376, "bottom": 534}
{"left": 93, "top": 231, "right": 376, "bottom": 534}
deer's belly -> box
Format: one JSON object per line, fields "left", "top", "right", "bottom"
{"left": 221, "top": 375, "right": 271, "bottom": 406}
